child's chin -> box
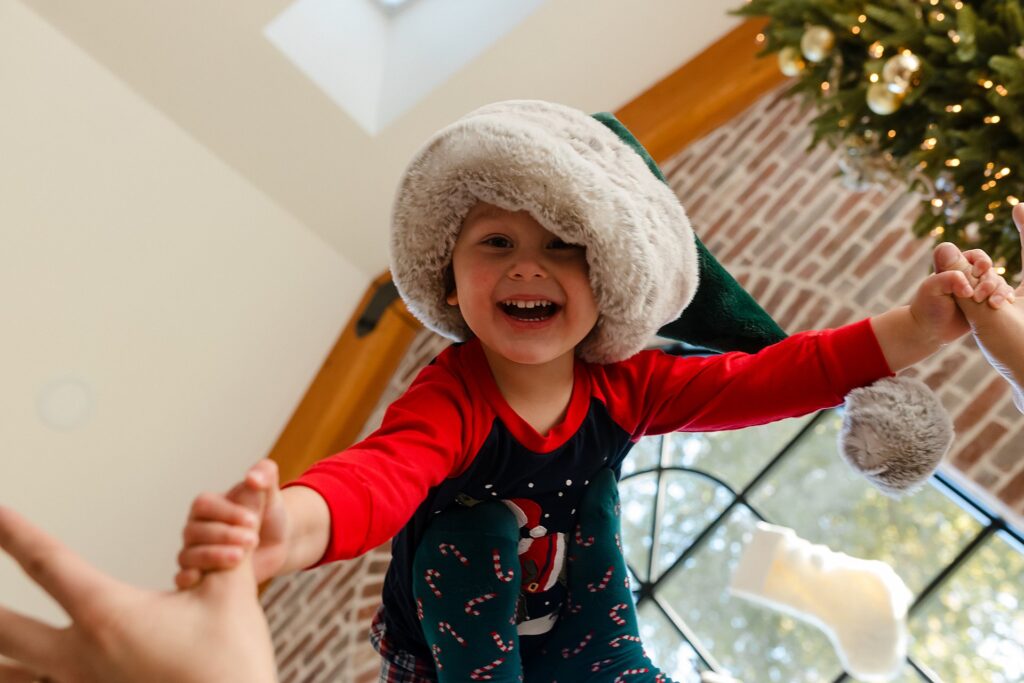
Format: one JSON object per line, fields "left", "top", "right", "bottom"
{"left": 502, "top": 346, "right": 570, "bottom": 366}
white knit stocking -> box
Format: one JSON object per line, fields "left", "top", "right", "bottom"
{"left": 730, "top": 522, "right": 913, "bottom": 681}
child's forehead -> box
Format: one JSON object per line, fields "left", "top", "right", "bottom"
{"left": 461, "top": 201, "right": 518, "bottom": 227}
{"left": 458, "top": 201, "right": 559, "bottom": 238}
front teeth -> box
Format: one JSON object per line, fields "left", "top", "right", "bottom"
{"left": 504, "top": 300, "right": 553, "bottom": 309}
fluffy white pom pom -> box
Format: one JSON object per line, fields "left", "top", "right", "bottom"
{"left": 839, "top": 377, "right": 953, "bottom": 497}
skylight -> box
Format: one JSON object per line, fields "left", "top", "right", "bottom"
{"left": 264, "top": 0, "right": 547, "bottom": 136}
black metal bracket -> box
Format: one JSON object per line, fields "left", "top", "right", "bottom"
{"left": 356, "top": 280, "right": 401, "bottom": 337}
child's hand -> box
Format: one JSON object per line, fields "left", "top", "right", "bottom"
{"left": 906, "top": 267, "right": 976, "bottom": 347}
{"left": 176, "top": 459, "right": 289, "bottom": 589}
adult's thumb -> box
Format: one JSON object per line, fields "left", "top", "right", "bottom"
{"left": 933, "top": 242, "right": 971, "bottom": 276}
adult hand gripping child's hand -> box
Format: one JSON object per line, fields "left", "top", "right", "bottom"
{"left": 176, "top": 459, "right": 289, "bottom": 589}
{"left": 0, "top": 488, "right": 278, "bottom": 683}
{"left": 933, "top": 204, "right": 1024, "bottom": 411}
{"left": 905, "top": 241, "right": 1014, "bottom": 347}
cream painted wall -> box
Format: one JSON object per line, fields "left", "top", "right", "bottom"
{"left": 0, "top": 0, "right": 365, "bottom": 622}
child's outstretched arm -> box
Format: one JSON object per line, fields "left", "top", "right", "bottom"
{"left": 175, "top": 459, "right": 331, "bottom": 589}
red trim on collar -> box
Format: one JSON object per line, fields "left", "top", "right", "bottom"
{"left": 461, "top": 337, "right": 591, "bottom": 453}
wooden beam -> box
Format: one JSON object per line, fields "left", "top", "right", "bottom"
{"left": 616, "top": 18, "right": 786, "bottom": 164}
{"left": 267, "top": 273, "right": 421, "bottom": 484}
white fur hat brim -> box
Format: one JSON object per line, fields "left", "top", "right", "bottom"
{"left": 390, "top": 100, "right": 698, "bottom": 364}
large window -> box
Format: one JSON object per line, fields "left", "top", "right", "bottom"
{"left": 621, "top": 409, "right": 1024, "bottom": 683}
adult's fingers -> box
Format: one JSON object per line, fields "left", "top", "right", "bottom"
{"left": 988, "top": 282, "right": 1017, "bottom": 309}
{"left": 174, "top": 567, "right": 202, "bottom": 591}
{"left": 961, "top": 248, "right": 994, "bottom": 277}
{"left": 933, "top": 242, "right": 970, "bottom": 274}
{"left": 182, "top": 520, "right": 259, "bottom": 549}
{"left": 244, "top": 459, "right": 279, "bottom": 491}
{"left": 0, "top": 660, "right": 41, "bottom": 683}
{"left": 189, "top": 493, "right": 259, "bottom": 529}
{"left": 0, "top": 605, "right": 61, "bottom": 674}
{"left": 177, "top": 544, "right": 246, "bottom": 572}
{"left": 972, "top": 270, "right": 1001, "bottom": 303}
{"left": 0, "top": 507, "right": 118, "bottom": 623}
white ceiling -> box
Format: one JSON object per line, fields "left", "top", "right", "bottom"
{"left": 22, "top": 0, "right": 743, "bottom": 279}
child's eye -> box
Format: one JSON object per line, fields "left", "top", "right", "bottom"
{"left": 482, "top": 236, "right": 512, "bottom": 248}
{"left": 548, "top": 238, "right": 583, "bottom": 251}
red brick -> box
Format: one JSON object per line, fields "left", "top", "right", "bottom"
{"left": 306, "top": 564, "right": 343, "bottom": 602}
{"left": 797, "top": 177, "right": 835, "bottom": 207}
{"left": 760, "top": 243, "right": 788, "bottom": 270}
{"left": 763, "top": 282, "right": 790, "bottom": 317}
{"left": 741, "top": 190, "right": 768, "bottom": 211}
{"left": 899, "top": 233, "right": 930, "bottom": 261}
{"left": 923, "top": 352, "right": 968, "bottom": 391}
{"left": 833, "top": 192, "right": 864, "bottom": 222}
{"left": 360, "top": 580, "right": 384, "bottom": 599}
{"left": 279, "top": 633, "right": 314, "bottom": 671}
{"left": 778, "top": 290, "right": 812, "bottom": 331}
{"left": 307, "top": 624, "right": 340, "bottom": 658}
{"left": 854, "top": 230, "right": 902, "bottom": 278}
{"left": 953, "top": 377, "right": 1010, "bottom": 434}
{"left": 796, "top": 297, "right": 831, "bottom": 332}
{"left": 260, "top": 579, "right": 293, "bottom": 611}
{"left": 953, "top": 422, "right": 1009, "bottom": 469}
{"left": 997, "top": 466, "right": 1024, "bottom": 506}
{"left": 688, "top": 192, "right": 708, "bottom": 218}
{"left": 785, "top": 226, "right": 829, "bottom": 272}
{"left": 767, "top": 179, "right": 804, "bottom": 219}
{"left": 740, "top": 162, "right": 779, "bottom": 201}
{"left": 700, "top": 208, "right": 735, "bottom": 242}
{"left": 820, "top": 244, "right": 863, "bottom": 285}
{"left": 826, "top": 305, "right": 856, "bottom": 328}
{"left": 750, "top": 275, "right": 770, "bottom": 301}
{"left": 991, "top": 433, "right": 1024, "bottom": 473}
{"left": 825, "top": 209, "right": 870, "bottom": 254}
{"left": 299, "top": 662, "right": 326, "bottom": 683}
{"left": 724, "top": 227, "right": 761, "bottom": 262}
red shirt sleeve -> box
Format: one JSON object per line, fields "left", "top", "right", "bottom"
{"left": 597, "top": 318, "right": 894, "bottom": 436}
{"left": 284, "top": 361, "right": 477, "bottom": 564}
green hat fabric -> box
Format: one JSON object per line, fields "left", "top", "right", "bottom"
{"left": 591, "top": 112, "right": 787, "bottom": 353}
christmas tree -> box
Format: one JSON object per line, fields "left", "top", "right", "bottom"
{"left": 734, "top": 0, "right": 1024, "bottom": 278}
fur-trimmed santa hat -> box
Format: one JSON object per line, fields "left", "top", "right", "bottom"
{"left": 390, "top": 99, "right": 952, "bottom": 495}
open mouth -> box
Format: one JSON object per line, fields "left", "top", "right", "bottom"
{"left": 499, "top": 300, "right": 561, "bottom": 322}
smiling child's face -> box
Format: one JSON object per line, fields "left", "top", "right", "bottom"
{"left": 446, "top": 202, "right": 598, "bottom": 368}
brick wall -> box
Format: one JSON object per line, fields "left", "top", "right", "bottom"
{"left": 261, "top": 84, "right": 1024, "bottom": 681}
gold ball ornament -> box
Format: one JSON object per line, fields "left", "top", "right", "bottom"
{"left": 882, "top": 52, "right": 922, "bottom": 95}
{"left": 778, "top": 46, "right": 806, "bottom": 77}
{"left": 801, "top": 25, "right": 836, "bottom": 63}
{"left": 867, "top": 82, "right": 904, "bottom": 115}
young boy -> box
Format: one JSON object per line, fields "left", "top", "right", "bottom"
{"left": 174, "top": 101, "right": 1013, "bottom": 681}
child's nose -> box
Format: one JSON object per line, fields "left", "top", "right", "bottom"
{"left": 508, "top": 256, "right": 547, "bottom": 280}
